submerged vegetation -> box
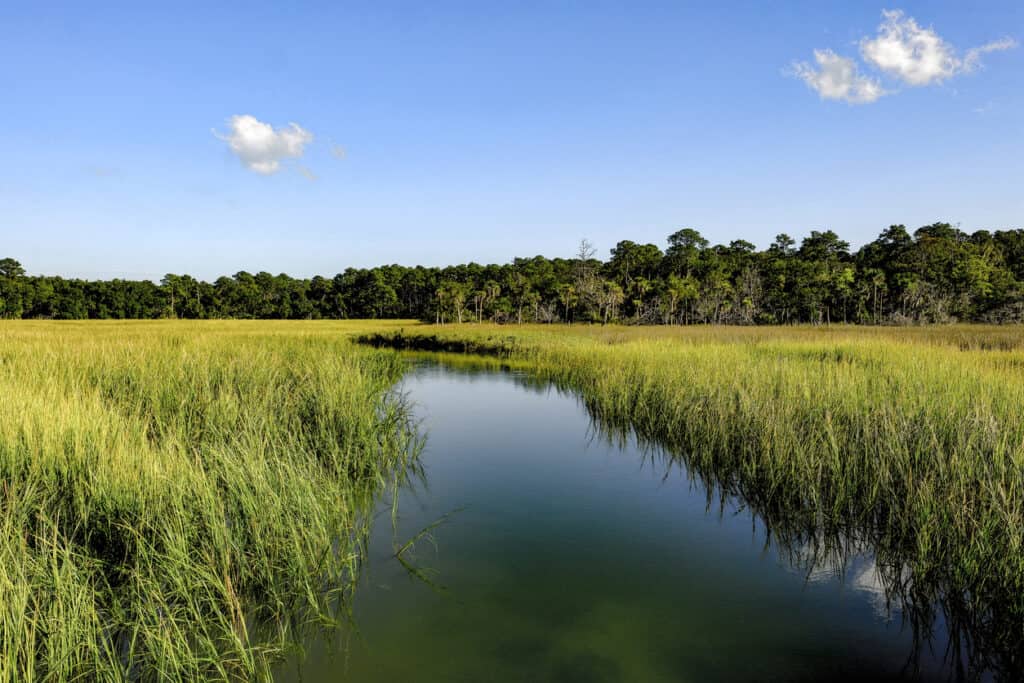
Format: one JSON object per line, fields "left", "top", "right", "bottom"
{"left": 0, "top": 320, "right": 420, "bottom": 681}
{"left": 363, "top": 323, "right": 1024, "bottom": 679}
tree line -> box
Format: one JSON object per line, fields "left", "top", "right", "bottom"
{"left": 3, "top": 223, "right": 1024, "bottom": 324}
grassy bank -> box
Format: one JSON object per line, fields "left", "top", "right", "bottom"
{"left": 362, "top": 323, "right": 1024, "bottom": 676}
{"left": 0, "top": 321, "right": 420, "bottom": 681}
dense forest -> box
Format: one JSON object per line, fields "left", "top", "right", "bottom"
{"left": 3, "top": 223, "right": 1024, "bottom": 324}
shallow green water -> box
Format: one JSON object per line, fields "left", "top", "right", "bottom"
{"left": 276, "top": 360, "right": 957, "bottom": 682}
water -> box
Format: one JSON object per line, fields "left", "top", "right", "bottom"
{"left": 276, "top": 359, "right": 954, "bottom": 682}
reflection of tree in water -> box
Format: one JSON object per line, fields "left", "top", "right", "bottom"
{"left": 418, "top": 357, "right": 1021, "bottom": 682}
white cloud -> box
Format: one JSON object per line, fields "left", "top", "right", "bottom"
{"left": 860, "top": 10, "right": 960, "bottom": 86}
{"left": 964, "top": 37, "right": 1018, "bottom": 73}
{"left": 214, "top": 115, "right": 313, "bottom": 175}
{"left": 792, "top": 9, "right": 1017, "bottom": 103}
{"left": 792, "top": 49, "right": 887, "bottom": 104}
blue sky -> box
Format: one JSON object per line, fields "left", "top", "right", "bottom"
{"left": 1, "top": 1, "right": 1021, "bottom": 280}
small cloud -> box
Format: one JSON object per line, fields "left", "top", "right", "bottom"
{"left": 791, "top": 49, "right": 887, "bottom": 104}
{"left": 972, "top": 101, "right": 995, "bottom": 114}
{"left": 297, "top": 165, "right": 317, "bottom": 181}
{"left": 213, "top": 114, "right": 313, "bottom": 175}
{"left": 330, "top": 142, "right": 347, "bottom": 160}
{"left": 964, "top": 37, "right": 1018, "bottom": 72}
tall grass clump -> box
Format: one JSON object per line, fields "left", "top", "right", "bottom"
{"left": 362, "top": 323, "right": 1024, "bottom": 678}
{"left": 0, "top": 321, "right": 420, "bottom": 681}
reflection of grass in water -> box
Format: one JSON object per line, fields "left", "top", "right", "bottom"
{"left": 0, "top": 321, "right": 421, "bottom": 681}
{"left": 362, "top": 323, "right": 1024, "bottom": 680}
{"left": 393, "top": 506, "right": 465, "bottom": 592}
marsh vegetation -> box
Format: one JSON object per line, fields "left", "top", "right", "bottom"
{"left": 0, "top": 321, "right": 420, "bottom": 681}
{"left": 2, "top": 320, "right": 1023, "bottom": 680}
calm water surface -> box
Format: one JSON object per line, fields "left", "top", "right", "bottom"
{"left": 277, "top": 360, "right": 954, "bottom": 682}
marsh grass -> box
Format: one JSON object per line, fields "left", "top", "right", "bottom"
{"left": 362, "top": 323, "right": 1024, "bottom": 679}
{"left": 0, "top": 321, "right": 421, "bottom": 681}
{"left": 5, "top": 320, "right": 1024, "bottom": 680}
